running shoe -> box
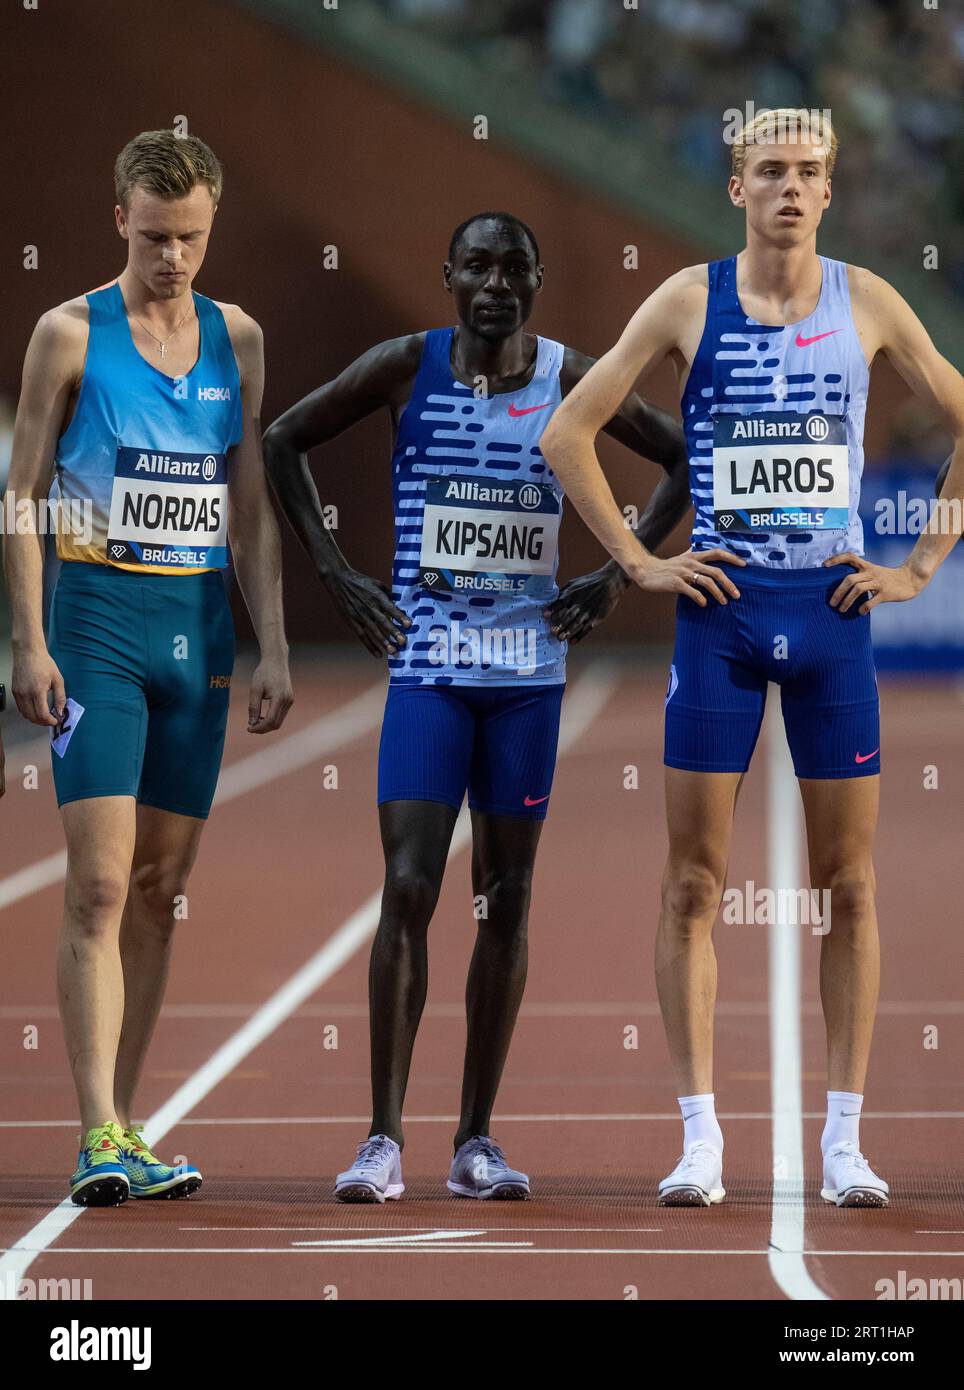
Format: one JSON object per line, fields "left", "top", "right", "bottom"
{"left": 821, "top": 1142, "right": 889, "bottom": 1207}
{"left": 117, "top": 1125, "right": 202, "bottom": 1199}
{"left": 447, "top": 1135, "right": 530, "bottom": 1200}
{"left": 335, "top": 1135, "right": 404, "bottom": 1203}
{"left": 658, "top": 1141, "right": 726, "bottom": 1206}
{"left": 69, "top": 1122, "right": 130, "bottom": 1207}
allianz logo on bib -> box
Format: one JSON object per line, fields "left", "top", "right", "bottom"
{"left": 731, "top": 414, "right": 829, "bottom": 442}
{"left": 197, "top": 385, "right": 231, "bottom": 401}
{"left": 134, "top": 452, "right": 220, "bottom": 480}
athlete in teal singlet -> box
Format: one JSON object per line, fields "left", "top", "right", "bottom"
{"left": 5, "top": 131, "right": 293, "bottom": 1205}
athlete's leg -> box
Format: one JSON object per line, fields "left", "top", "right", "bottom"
{"left": 58, "top": 797, "right": 137, "bottom": 1135}
{"left": 454, "top": 682, "right": 563, "bottom": 1152}
{"left": 113, "top": 805, "right": 206, "bottom": 1127}
{"left": 799, "top": 775, "right": 880, "bottom": 1094}
{"left": 454, "top": 811, "right": 543, "bottom": 1150}
{"left": 369, "top": 799, "right": 459, "bottom": 1146}
{"left": 656, "top": 768, "right": 744, "bottom": 1097}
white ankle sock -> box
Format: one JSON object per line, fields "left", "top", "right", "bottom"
{"left": 678, "top": 1093, "right": 724, "bottom": 1153}
{"left": 822, "top": 1091, "right": 863, "bottom": 1154}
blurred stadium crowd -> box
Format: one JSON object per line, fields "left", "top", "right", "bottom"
{"left": 377, "top": 0, "right": 964, "bottom": 303}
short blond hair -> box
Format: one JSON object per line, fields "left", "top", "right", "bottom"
{"left": 114, "top": 130, "right": 223, "bottom": 210}
{"left": 731, "top": 107, "right": 838, "bottom": 180}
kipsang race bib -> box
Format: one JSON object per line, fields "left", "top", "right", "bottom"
{"left": 418, "top": 475, "right": 561, "bottom": 596}
{"left": 107, "top": 444, "right": 229, "bottom": 569}
{"left": 712, "top": 411, "right": 849, "bottom": 533}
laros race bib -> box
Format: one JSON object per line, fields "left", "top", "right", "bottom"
{"left": 106, "top": 445, "right": 229, "bottom": 569}
{"left": 418, "top": 476, "right": 560, "bottom": 596}
{"left": 712, "top": 411, "right": 849, "bottom": 532}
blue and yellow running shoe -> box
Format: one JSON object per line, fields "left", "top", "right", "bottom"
{"left": 117, "top": 1125, "right": 203, "bottom": 1199}
{"left": 70, "top": 1122, "right": 130, "bottom": 1207}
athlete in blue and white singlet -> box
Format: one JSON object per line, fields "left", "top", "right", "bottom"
{"left": 264, "top": 211, "right": 697, "bottom": 1202}
{"left": 667, "top": 251, "right": 880, "bottom": 780}
{"left": 542, "top": 111, "right": 964, "bottom": 1210}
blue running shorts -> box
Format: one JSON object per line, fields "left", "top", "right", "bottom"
{"left": 378, "top": 682, "right": 565, "bottom": 819}
{"left": 664, "top": 565, "right": 880, "bottom": 780}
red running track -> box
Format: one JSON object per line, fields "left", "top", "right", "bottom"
{"left": 1, "top": 652, "right": 962, "bottom": 1301}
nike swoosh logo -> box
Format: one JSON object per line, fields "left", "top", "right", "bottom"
{"left": 508, "top": 402, "right": 551, "bottom": 417}
{"left": 854, "top": 749, "right": 879, "bottom": 764}
{"left": 839, "top": 1110, "right": 861, "bottom": 1117}
{"left": 794, "top": 328, "right": 841, "bottom": 347}
{"left": 681, "top": 1109, "right": 702, "bottom": 1121}
{"left": 523, "top": 793, "right": 550, "bottom": 806}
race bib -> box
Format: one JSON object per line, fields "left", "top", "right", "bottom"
{"left": 418, "top": 476, "right": 560, "bottom": 596}
{"left": 712, "top": 411, "right": 849, "bottom": 532}
{"left": 106, "top": 445, "right": 228, "bottom": 569}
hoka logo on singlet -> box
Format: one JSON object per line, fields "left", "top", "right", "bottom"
{"left": 198, "top": 386, "right": 231, "bottom": 401}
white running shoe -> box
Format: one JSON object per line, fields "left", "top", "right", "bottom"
{"left": 821, "top": 1142, "right": 889, "bottom": 1207}
{"left": 334, "top": 1134, "right": 404, "bottom": 1203}
{"left": 658, "top": 1141, "right": 725, "bottom": 1206}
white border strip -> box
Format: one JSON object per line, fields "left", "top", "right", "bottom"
{"left": 766, "top": 686, "right": 828, "bottom": 1301}
{"left": 0, "top": 665, "right": 617, "bottom": 1292}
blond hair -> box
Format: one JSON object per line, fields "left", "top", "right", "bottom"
{"left": 114, "top": 130, "right": 223, "bottom": 210}
{"left": 731, "top": 108, "right": 838, "bottom": 179}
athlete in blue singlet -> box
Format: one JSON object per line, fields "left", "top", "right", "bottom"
{"left": 264, "top": 211, "right": 722, "bottom": 1202}
{"left": 6, "top": 131, "right": 293, "bottom": 1205}
{"left": 542, "top": 109, "right": 964, "bottom": 1208}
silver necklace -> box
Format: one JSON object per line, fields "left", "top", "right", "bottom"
{"left": 131, "top": 305, "right": 195, "bottom": 359}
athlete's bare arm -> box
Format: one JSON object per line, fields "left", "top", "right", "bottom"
{"left": 263, "top": 335, "right": 423, "bottom": 658}
{"left": 546, "top": 346, "right": 694, "bottom": 642}
{"left": 222, "top": 304, "right": 293, "bottom": 732}
{"left": 5, "top": 299, "right": 88, "bottom": 726}
{"left": 826, "top": 269, "right": 964, "bottom": 612}
{"left": 541, "top": 267, "right": 743, "bottom": 607}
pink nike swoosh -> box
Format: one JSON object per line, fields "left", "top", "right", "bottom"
{"left": 795, "top": 328, "right": 841, "bottom": 347}
{"left": 508, "top": 401, "right": 551, "bottom": 417}
{"left": 523, "top": 793, "right": 550, "bottom": 806}
{"left": 854, "top": 749, "right": 879, "bottom": 764}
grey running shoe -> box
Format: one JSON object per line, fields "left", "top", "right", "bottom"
{"left": 335, "top": 1134, "right": 404, "bottom": 1203}
{"left": 447, "top": 1136, "right": 530, "bottom": 1200}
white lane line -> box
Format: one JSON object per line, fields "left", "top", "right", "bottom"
{"left": 766, "top": 690, "right": 829, "bottom": 1302}
{"left": 5, "top": 998, "right": 962, "bottom": 1018}
{"left": 294, "top": 1239, "right": 522, "bottom": 1251}
{"left": 0, "top": 852, "right": 68, "bottom": 912}
{"left": 180, "top": 1226, "right": 665, "bottom": 1233}
{"left": 7, "top": 1247, "right": 963, "bottom": 1258}
{"left": 6, "top": 1110, "right": 962, "bottom": 1128}
{"left": 0, "top": 664, "right": 618, "bottom": 1298}
{"left": 0, "top": 682, "right": 385, "bottom": 914}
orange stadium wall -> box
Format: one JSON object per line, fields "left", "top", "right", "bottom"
{"left": 4, "top": 0, "right": 911, "bottom": 642}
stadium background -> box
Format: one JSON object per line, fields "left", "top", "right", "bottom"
{"left": 1, "top": 0, "right": 962, "bottom": 666}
